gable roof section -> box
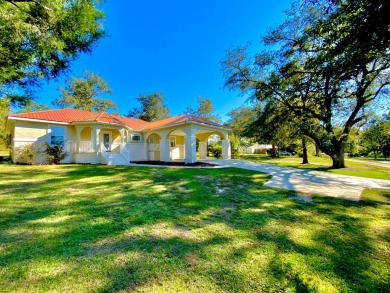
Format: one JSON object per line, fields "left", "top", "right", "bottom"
{"left": 8, "top": 109, "right": 227, "bottom": 131}
{"left": 112, "top": 115, "right": 150, "bottom": 130}
{"left": 9, "top": 108, "right": 98, "bottom": 123}
{"left": 142, "top": 114, "right": 223, "bottom": 130}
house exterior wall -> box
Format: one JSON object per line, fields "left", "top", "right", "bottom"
{"left": 14, "top": 121, "right": 47, "bottom": 140}
{"left": 128, "top": 143, "right": 147, "bottom": 161}
{"left": 12, "top": 121, "right": 76, "bottom": 164}
{"left": 9, "top": 117, "right": 230, "bottom": 164}
{"left": 75, "top": 153, "right": 100, "bottom": 164}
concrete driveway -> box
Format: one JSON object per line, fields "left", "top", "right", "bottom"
{"left": 207, "top": 159, "right": 390, "bottom": 201}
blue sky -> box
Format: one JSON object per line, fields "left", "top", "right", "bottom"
{"left": 36, "top": 0, "right": 292, "bottom": 122}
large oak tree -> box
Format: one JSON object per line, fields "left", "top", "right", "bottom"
{"left": 222, "top": 0, "right": 389, "bottom": 168}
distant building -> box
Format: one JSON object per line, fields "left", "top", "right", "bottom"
{"left": 246, "top": 143, "right": 273, "bottom": 154}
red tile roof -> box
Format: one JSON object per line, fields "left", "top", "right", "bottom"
{"left": 9, "top": 108, "right": 98, "bottom": 123}
{"left": 8, "top": 109, "right": 227, "bottom": 130}
{"left": 143, "top": 114, "right": 224, "bottom": 130}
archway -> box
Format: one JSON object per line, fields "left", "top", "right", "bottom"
{"left": 166, "top": 129, "right": 186, "bottom": 161}
{"left": 79, "top": 126, "right": 93, "bottom": 152}
{"left": 146, "top": 133, "right": 161, "bottom": 160}
{"left": 196, "top": 130, "right": 229, "bottom": 160}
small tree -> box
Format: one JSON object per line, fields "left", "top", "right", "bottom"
{"left": 43, "top": 143, "right": 68, "bottom": 164}
{"left": 210, "top": 144, "right": 222, "bottom": 159}
{"left": 13, "top": 143, "right": 39, "bottom": 164}
{"left": 229, "top": 134, "right": 241, "bottom": 159}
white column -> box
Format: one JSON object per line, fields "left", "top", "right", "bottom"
{"left": 222, "top": 140, "right": 231, "bottom": 160}
{"left": 198, "top": 141, "right": 207, "bottom": 160}
{"left": 76, "top": 127, "right": 81, "bottom": 153}
{"left": 94, "top": 127, "right": 101, "bottom": 152}
{"left": 91, "top": 128, "right": 96, "bottom": 152}
{"left": 160, "top": 139, "right": 171, "bottom": 162}
{"left": 120, "top": 129, "right": 124, "bottom": 144}
{"left": 185, "top": 135, "right": 197, "bottom": 163}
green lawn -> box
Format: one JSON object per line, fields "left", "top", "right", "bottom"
{"left": 239, "top": 154, "right": 390, "bottom": 180}
{"left": 0, "top": 164, "right": 389, "bottom": 292}
{"left": 0, "top": 149, "right": 10, "bottom": 156}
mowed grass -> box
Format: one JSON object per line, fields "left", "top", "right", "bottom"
{"left": 0, "top": 164, "right": 389, "bottom": 292}
{"left": 0, "top": 149, "right": 10, "bottom": 156}
{"left": 239, "top": 154, "right": 390, "bottom": 180}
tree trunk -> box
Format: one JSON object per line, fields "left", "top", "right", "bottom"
{"left": 330, "top": 149, "right": 346, "bottom": 168}
{"left": 301, "top": 136, "right": 309, "bottom": 164}
{"left": 315, "top": 144, "right": 320, "bottom": 157}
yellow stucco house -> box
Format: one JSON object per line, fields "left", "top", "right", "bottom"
{"left": 6, "top": 108, "right": 231, "bottom": 165}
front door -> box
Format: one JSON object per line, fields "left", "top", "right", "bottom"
{"left": 102, "top": 132, "right": 111, "bottom": 151}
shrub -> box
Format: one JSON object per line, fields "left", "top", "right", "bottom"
{"left": 229, "top": 134, "right": 241, "bottom": 159}
{"left": 210, "top": 144, "right": 222, "bottom": 158}
{"left": 44, "top": 142, "right": 68, "bottom": 164}
{"left": 13, "top": 143, "right": 39, "bottom": 164}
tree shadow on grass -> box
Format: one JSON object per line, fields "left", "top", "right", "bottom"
{"left": 0, "top": 165, "right": 389, "bottom": 292}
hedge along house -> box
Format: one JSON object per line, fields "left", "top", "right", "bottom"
{"left": 6, "top": 108, "right": 231, "bottom": 165}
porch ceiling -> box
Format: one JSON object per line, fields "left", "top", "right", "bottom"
{"left": 169, "top": 129, "right": 186, "bottom": 136}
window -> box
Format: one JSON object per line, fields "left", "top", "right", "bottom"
{"left": 131, "top": 134, "right": 141, "bottom": 142}
{"left": 170, "top": 136, "right": 176, "bottom": 148}
{"left": 50, "top": 126, "right": 65, "bottom": 146}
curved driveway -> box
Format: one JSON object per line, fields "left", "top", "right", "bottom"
{"left": 207, "top": 159, "right": 390, "bottom": 201}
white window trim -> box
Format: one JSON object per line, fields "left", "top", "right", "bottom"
{"left": 48, "top": 125, "right": 67, "bottom": 146}
{"left": 131, "top": 133, "right": 141, "bottom": 142}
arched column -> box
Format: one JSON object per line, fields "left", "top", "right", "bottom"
{"left": 120, "top": 129, "right": 125, "bottom": 144}
{"left": 75, "top": 126, "right": 82, "bottom": 153}
{"left": 198, "top": 141, "right": 207, "bottom": 160}
{"left": 222, "top": 139, "right": 231, "bottom": 159}
{"left": 160, "top": 139, "right": 171, "bottom": 162}
{"left": 185, "top": 135, "right": 196, "bottom": 163}
{"left": 184, "top": 126, "right": 197, "bottom": 163}
{"left": 93, "top": 126, "right": 102, "bottom": 152}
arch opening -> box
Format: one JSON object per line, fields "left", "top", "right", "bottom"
{"left": 146, "top": 133, "right": 161, "bottom": 160}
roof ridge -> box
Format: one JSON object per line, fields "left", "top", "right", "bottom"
{"left": 95, "top": 112, "right": 103, "bottom": 119}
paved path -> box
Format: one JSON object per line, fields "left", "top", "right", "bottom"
{"left": 206, "top": 159, "right": 390, "bottom": 201}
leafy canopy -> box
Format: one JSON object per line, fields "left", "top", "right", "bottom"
{"left": 127, "top": 92, "right": 170, "bottom": 122}
{"left": 0, "top": 0, "right": 105, "bottom": 105}
{"left": 186, "top": 97, "right": 221, "bottom": 123}
{"left": 52, "top": 71, "right": 118, "bottom": 113}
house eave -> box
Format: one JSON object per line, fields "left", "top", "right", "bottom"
{"left": 7, "top": 117, "right": 70, "bottom": 125}
{"left": 71, "top": 121, "right": 131, "bottom": 129}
